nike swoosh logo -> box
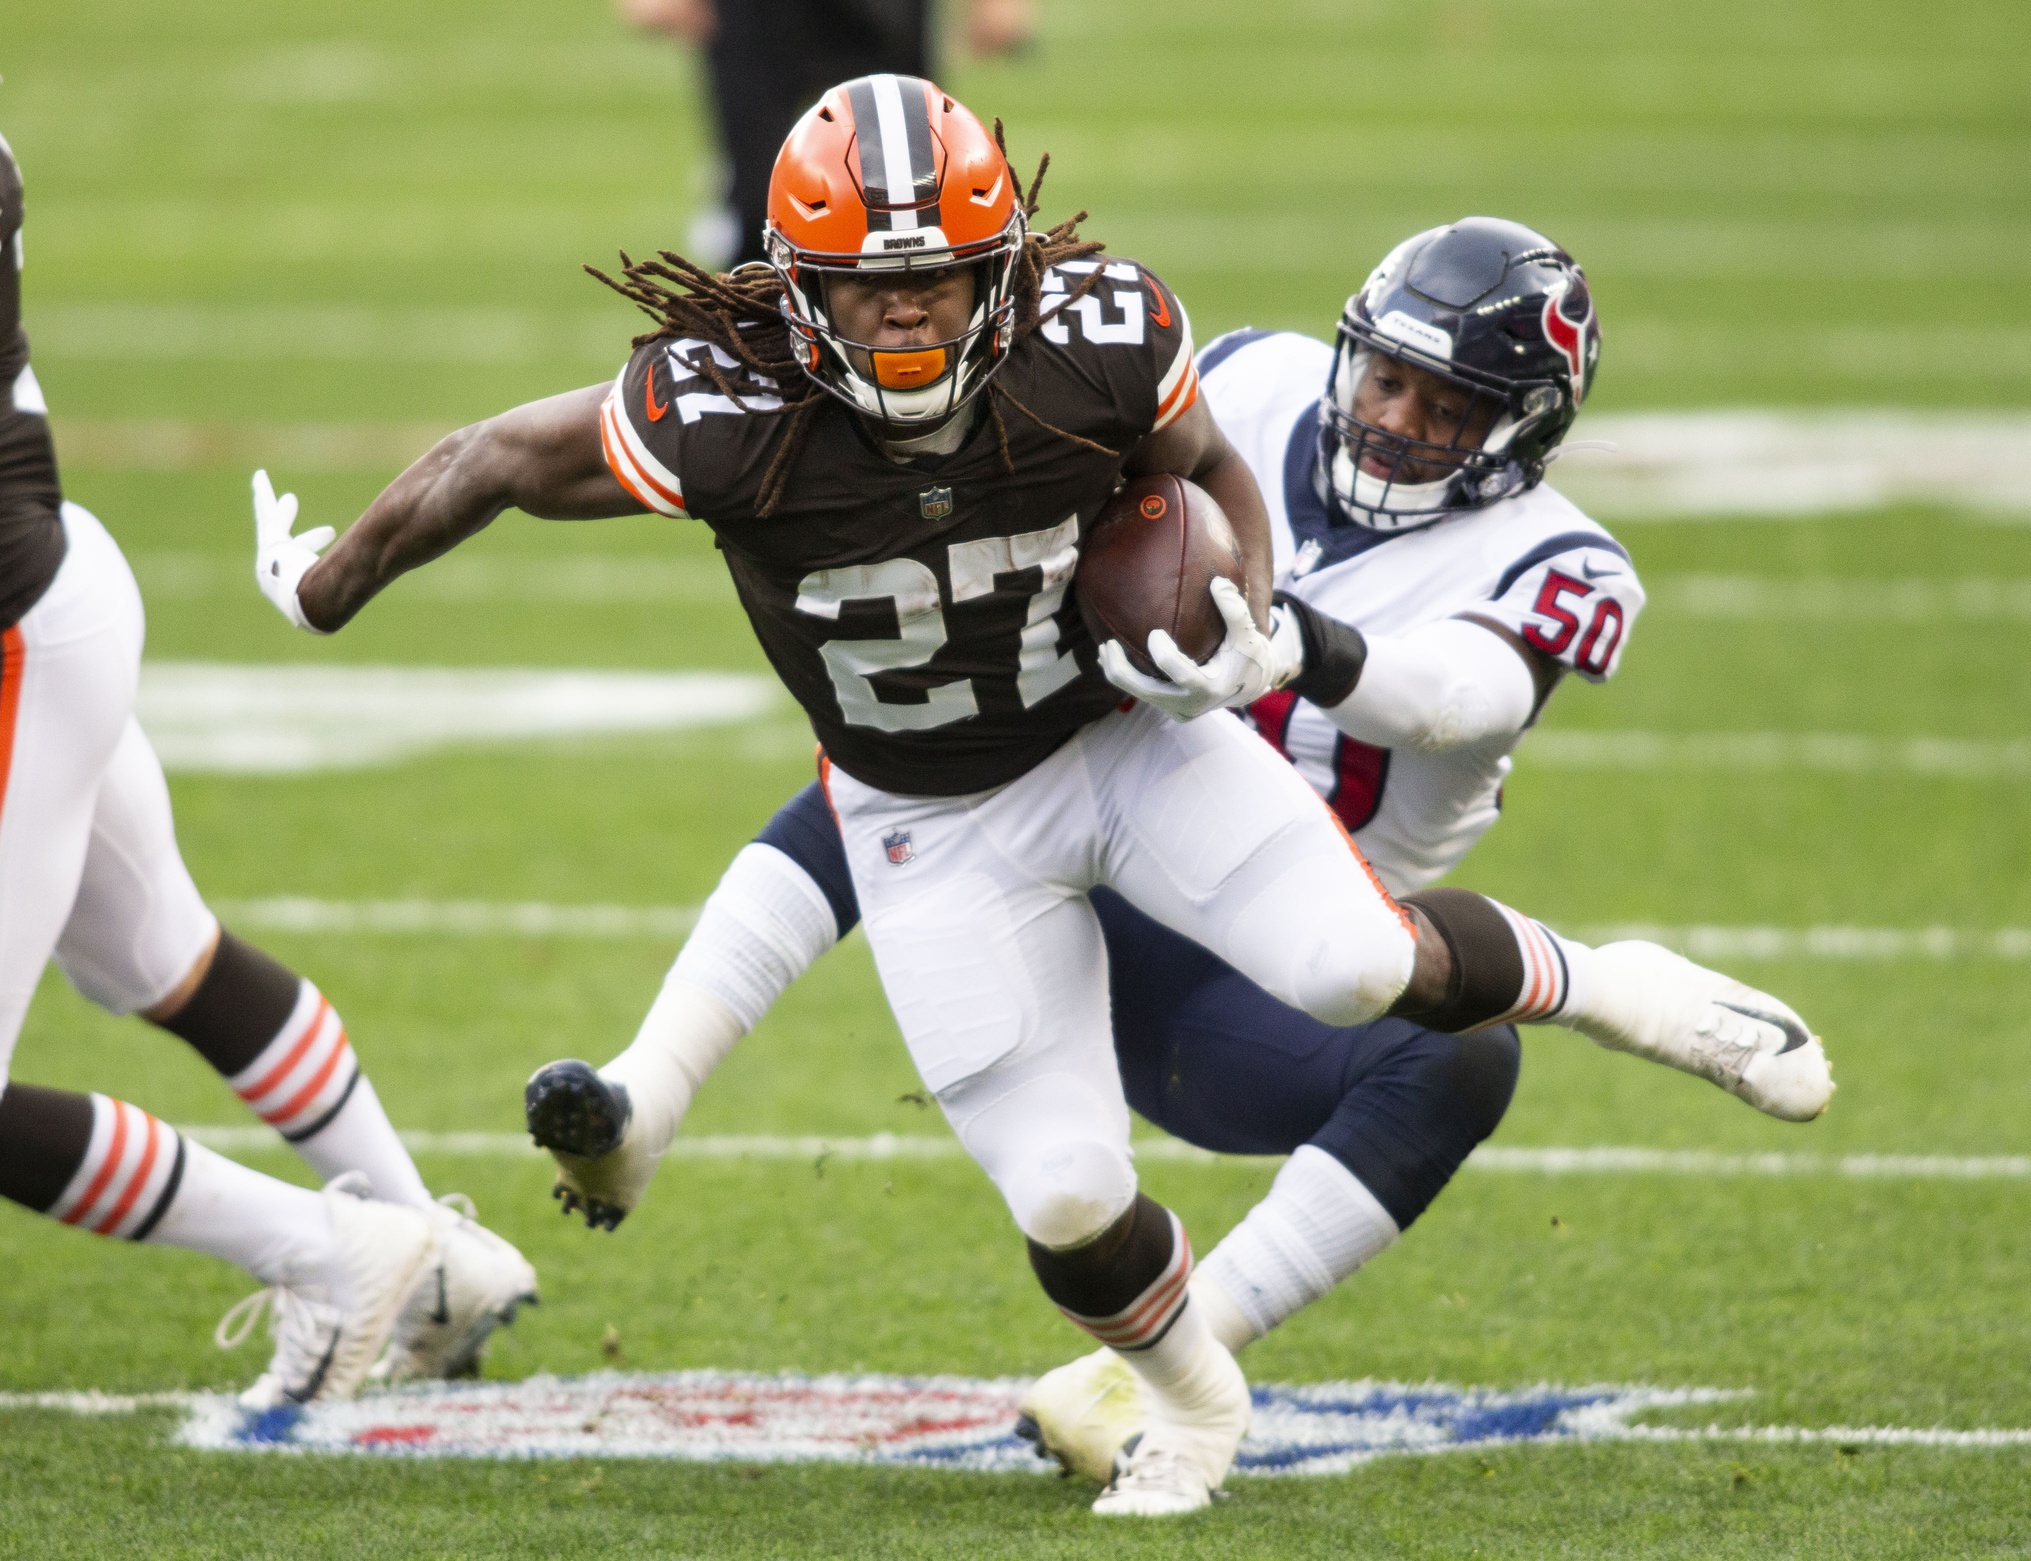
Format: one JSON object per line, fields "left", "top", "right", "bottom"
{"left": 645, "top": 364, "right": 669, "bottom": 423}
{"left": 1145, "top": 279, "right": 1172, "bottom": 330}
{"left": 1580, "top": 558, "right": 1617, "bottom": 581}
{"left": 1718, "top": 1001, "right": 1811, "bottom": 1055}
{"left": 430, "top": 1264, "right": 451, "bottom": 1327}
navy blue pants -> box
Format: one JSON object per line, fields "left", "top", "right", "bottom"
{"left": 759, "top": 783, "right": 1517, "bottom": 1230}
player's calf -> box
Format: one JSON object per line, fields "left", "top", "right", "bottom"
{"left": 1027, "top": 1193, "right": 1251, "bottom": 1516}
{"left": 153, "top": 928, "right": 433, "bottom": 1207}
{"left": 1391, "top": 888, "right": 1833, "bottom": 1120}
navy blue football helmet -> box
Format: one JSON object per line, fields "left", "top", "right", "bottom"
{"left": 1317, "top": 217, "right": 1600, "bottom": 531}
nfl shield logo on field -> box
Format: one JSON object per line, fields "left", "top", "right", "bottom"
{"left": 882, "top": 830, "right": 915, "bottom": 866}
{"left": 918, "top": 487, "right": 953, "bottom": 521}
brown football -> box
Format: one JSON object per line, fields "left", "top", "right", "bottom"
{"left": 1076, "top": 474, "right": 1247, "bottom": 677}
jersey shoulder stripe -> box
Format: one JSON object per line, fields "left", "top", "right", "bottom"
{"left": 1491, "top": 527, "right": 1630, "bottom": 599}
{"left": 1151, "top": 293, "right": 1199, "bottom": 431}
{"left": 1196, "top": 327, "right": 1273, "bottom": 379}
{"left": 600, "top": 373, "right": 687, "bottom": 517}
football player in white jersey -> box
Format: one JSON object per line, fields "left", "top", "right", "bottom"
{"left": 0, "top": 133, "right": 535, "bottom": 1409}
{"left": 513, "top": 217, "right": 1832, "bottom": 1482}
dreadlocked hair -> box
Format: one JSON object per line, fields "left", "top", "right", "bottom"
{"left": 584, "top": 119, "right": 1120, "bottom": 517}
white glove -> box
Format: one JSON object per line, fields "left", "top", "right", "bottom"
{"left": 1098, "top": 576, "right": 1277, "bottom": 722}
{"left": 1266, "top": 599, "right": 1307, "bottom": 689}
{"left": 252, "top": 469, "right": 335, "bottom": 634}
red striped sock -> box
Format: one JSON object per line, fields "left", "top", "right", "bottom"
{"left": 229, "top": 981, "right": 361, "bottom": 1142}
{"left": 1486, "top": 903, "right": 1573, "bottom": 1025}
{"left": 1056, "top": 1208, "right": 1194, "bottom": 1352}
{"left": 46, "top": 1095, "right": 185, "bottom": 1241}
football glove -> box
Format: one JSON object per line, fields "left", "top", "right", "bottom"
{"left": 252, "top": 469, "right": 335, "bottom": 634}
{"left": 1099, "top": 576, "right": 1278, "bottom": 722}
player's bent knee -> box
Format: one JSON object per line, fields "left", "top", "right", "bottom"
{"left": 1451, "top": 1024, "right": 1522, "bottom": 1144}
{"left": 1003, "top": 1139, "right": 1138, "bottom": 1251}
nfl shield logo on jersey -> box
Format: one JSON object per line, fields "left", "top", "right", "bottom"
{"left": 918, "top": 487, "right": 953, "bottom": 521}
{"left": 882, "top": 830, "right": 915, "bottom": 866}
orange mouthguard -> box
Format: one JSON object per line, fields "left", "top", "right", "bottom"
{"left": 872, "top": 348, "right": 948, "bottom": 389}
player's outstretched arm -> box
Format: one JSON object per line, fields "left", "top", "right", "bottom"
{"left": 257, "top": 384, "right": 642, "bottom": 634}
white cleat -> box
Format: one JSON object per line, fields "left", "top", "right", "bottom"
{"left": 217, "top": 1180, "right": 438, "bottom": 1410}
{"left": 370, "top": 1195, "right": 539, "bottom": 1384}
{"left": 1571, "top": 942, "right": 1835, "bottom": 1122}
{"left": 1016, "top": 1347, "right": 1151, "bottom": 1483}
{"left": 1091, "top": 1442, "right": 1218, "bottom": 1516}
{"left": 1091, "top": 1338, "right": 1250, "bottom": 1517}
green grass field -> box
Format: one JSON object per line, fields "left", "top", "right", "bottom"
{"left": 5, "top": 0, "right": 2031, "bottom": 1555}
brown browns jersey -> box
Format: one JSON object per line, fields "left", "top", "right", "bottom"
{"left": 601, "top": 259, "right": 1202, "bottom": 795}
{"left": 0, "top": 132, "right": 66, "bottom": 632}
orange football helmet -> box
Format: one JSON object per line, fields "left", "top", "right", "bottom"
{"left": 765, "top": 74, "right": 1024, "bottom": 425}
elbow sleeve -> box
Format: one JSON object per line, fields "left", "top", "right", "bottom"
{"left": 1321, "top": 617, "right": 1537, "bottom": 752}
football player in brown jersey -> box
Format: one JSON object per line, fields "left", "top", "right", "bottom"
{"left": 253, "top": 76, "right": 1822, "bottom": 1513}
{"left": 0, "top": 133, "right": 538, "bottom": 1408}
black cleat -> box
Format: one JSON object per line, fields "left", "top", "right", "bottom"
{"left": 526, "top": 1062, "right": 635, "bottom": 1231}
{"left": 525, "top": 1060, "right": 632, "bottom": 1157}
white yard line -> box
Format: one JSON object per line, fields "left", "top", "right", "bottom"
{"left": 212, "top": 897, "right": 700, "bottom": 938}
{"left": 1523, "top": 731, "right": 2031, "bottom": 779}
{"left": 209, "top": 899, "right": 2031, "bottom": 960}
{"left": 1647, "top": 574, "right": 2031, "bottom": 622}
{"left": 170, "top": 1125, "right": 2031, "bottom": 1180}
{"left": 51, "top": 411, "right": 2031, "bottom": 516}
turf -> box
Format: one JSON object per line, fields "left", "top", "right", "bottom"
{"left": 4, "top": 0, "right": 2031, "bottom": 1554}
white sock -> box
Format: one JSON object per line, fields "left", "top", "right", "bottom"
{"left": 1542, "top": 929, "right": 1598, "bottom": 1026}
{"left": 600, "top": 977, "right": 747, "bottom": 1158}
{"left": 142, "top": 1140, "right": 339, "bottom": 1292}
{"left": 1196, "top": 1145, "right": 1400, "bottom": 1342}
{"left": 291, "top": 1076, "right": 432, "bottom": 1209}
{"left": 1187, "top": 1271, "right": 1260, "bottom": 1355}
{"left": 1120, "top": 1295, "right": 1228, "bottom": 1413}
{"left": 599, "top": 841, "right": 839, "bottom": 1154}
{"left": 228, "top": 980, "right": 432, "bottom": 1208}
{"left": 671, "top": 842, "right": 840, "bottom": 1029}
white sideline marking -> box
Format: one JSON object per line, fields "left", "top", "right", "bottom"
{"left": 212, "top": 897, "right": 700, "bottom": 939}
{"left": 1524, "top": 730, "right": 2031, "bottom": 779}
{"left": 170, "top": 1126, "right": 2031, "bottom": 1180}
{"left": 7, "top": 1375, "right": 2029, "bottom": 1469}
{"left": 1649, "top": 574, "right": 2031, "bottom": 623}
{"left": 126, "top": 550, "right": 740, "bottom": 607}
{"left": 138, "top": 662, "right": 778, "bottom": 773}
{"left": 206, "top": 898, "right": 2031, "bottom": 962}
{"left": 52, "top": 411, "right": 2031, "bottom": 517}
{"left": 1556, "top": 411, "right": 2031, "bottom": 518}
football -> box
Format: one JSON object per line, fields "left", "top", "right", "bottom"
{"left": 1075, "top": 474, "right": 1247, "bottom": 676}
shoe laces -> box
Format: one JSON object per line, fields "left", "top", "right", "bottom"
{"left": 215, "top": 1286, "right": 338, "bottom": 1392}
{"left": 436, "top": 1191, "right": 477, "bottom": 1221}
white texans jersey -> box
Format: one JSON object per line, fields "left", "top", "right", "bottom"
{"left": 1199, "top": 327, "right": 1646, "bottom": 894}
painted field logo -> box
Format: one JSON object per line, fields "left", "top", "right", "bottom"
{"left": 175, "top": 1371, "right": 1746, "bottom": 1474}
{"left": 882, "top": 830, "right": 915, "bottom": 866}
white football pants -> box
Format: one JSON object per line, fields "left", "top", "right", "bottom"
{"left": 823, "top": 700, "right": 1417, "bottom": 1249}
{"left": 0, "top": 504, "right": 216, "bottom": 1080}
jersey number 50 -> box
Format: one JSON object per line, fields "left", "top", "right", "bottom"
{"left": 795, "top": 517, "right": 1084, "bottom": 731}
{"left": 1523, "top": 569, "right": 1625, "bottom": 677}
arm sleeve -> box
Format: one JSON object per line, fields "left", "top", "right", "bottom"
{"left": 1473, "top": 536, "right": 1645, "bottom": 683}
{"left": 1317, "top": 616, "right": 1538, "bottom": 753}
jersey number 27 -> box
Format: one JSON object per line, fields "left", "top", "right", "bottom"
{"left": 795, "top": 517, "right": 1083, "bottom": 731}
